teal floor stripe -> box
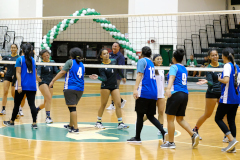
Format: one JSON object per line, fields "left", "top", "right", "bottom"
{"left": 0, "top": 90, "right": 206, "bottom": 101}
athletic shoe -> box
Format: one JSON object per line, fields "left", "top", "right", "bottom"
{"left": 163, "top": 133, "right": 169, "bottom": 143}
{"left": 192, "top": 128, "right": 202, "bottom": 140}
{"left": 45, "top": 117, "right": 53, "bottom": 124}
{"left": 106, "top": 104, "right": 115, "bottom": 110}
{"left": 31, "top": 124, "right": 38, "bottom": 129}
{"left": 121, "top": 99, "right": 127, "bottom": 108}
{"left": 95, "top": 122, "right": 105, "bottom": 129}
{"left": 0, "top": 109, "right": 6, "bottom": 115}
{"left": 161, "top": 142, "right": 176, "bottom": 149}
{"left": 127, "top": 137, "right": 141, "bottom": 143}
{"left": 64, "top": 124, "right": 72, "bottom": 131}
{"left": 69, "top": 128, "right": 79, "bottom": 134}
{"left": 19, "top": 109, "right": 24, "bottom": 116}
{"left": 227, "top": 147, "right": 237, "bottom": 153}
{"left": 3, "top": 121, "right": 14, "bottom": 126}
{"left": 224, "top": 138, "right": 238, "bottom": 152}
{"left": 223, "top": 136, "right": 229, "bottom": 143}
{"left": 192, "top": 133, "right": 200, "bottom": 148}
{"left": 117, "top": 122, "right": 129, "bottom": 129}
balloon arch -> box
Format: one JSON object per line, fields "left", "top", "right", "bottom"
{"left": 41, "top": 8, "right": 138, "bottom": 65}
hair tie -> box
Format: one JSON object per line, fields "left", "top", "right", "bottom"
{"left": 76, "top": 56, "right": 80, "bottom": 58}
{"left": 229, "top": 53, "right": 232, "bottom": 56}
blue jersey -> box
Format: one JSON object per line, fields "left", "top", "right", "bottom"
{"left": 64, "top": 60, "right": 84, "bottom": 91}
{"left": 137, "top": 58, "right": 157, "bottom": 100}
{"left": 220, "top": 62, "right": 239, "bottom": 104}
{"left": 167, "top": 64, "right": 188, "bottom": 94}
{"left": 15, "top": 56, "right": 37, "bottom": 91}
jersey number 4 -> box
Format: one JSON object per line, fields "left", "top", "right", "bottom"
{"left": 77, "top": 67, "right": 82, "bottom": 78}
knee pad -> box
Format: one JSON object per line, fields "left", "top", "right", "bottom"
{"left": 68, "top": 107, "right": 76, "bottom": 112}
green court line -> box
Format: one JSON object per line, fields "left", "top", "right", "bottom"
{"left": 0, "top": 89, "right": 205, "bottom": 101}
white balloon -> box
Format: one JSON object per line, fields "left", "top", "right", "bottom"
{"left": 50, "top": 32, "right": 54, "bottom": 36}
{"left": 112, "top": 25, "right": 116, "bottom": 29}
{"left": 110, "top": 32, "right": 114, "bottom": 35}
{"left": 108, "top": 24, "right": 113, "bottom": 28}
{"left": 50, "top": 39, "right": 53, "bottom": 43}
{"left": 101, "top": 18, "right": 106, "bottom": 20}
{"left": 132, "top": 53, "right": 136, "bottom": 57}
{"left": 113, "top": 32, "right": 117, "bottom": 36}
{"left": 100, "top": 23, "right": 105, "bottom": 27}
{"left": 119, "top": 40, "right": 123, "bottom": 44}
{"left": 129, "top": 51, "right": 133, "bottom": 55}
{"left": 104, "top": 23, "right": 109, "bottom": 28}
{"left": 121, "top": 34, "right": 124, "bottom": 37}
{"left": 46, "top": 47, "right": 50, "bottom": 50}
{"left": 73, "top": 13, "right": 78, "bottom": 16}
{"left": 62, "top": 19, "right": 67, "bottom": 24}
{"left": 70, "top": 20, "right": 74, "bottom": 24}
{"left": 135, "top": 56, "right": 139, "bottom": 60}
{"left": 42, "top": 39, "right": 46, "bottom": 44}
{"left": 117, "top": 32, "right": 121, "bottom": 36}
{"left": 131, "top": 61, "right": 135, "bottom": 65}
{"left": 59, "top": 28, "right": 63, "bottom": 31}
{"left": 122, "top": 41, "right": 126, "bottom": 45}
{"left": 48, "top": 50, "right": 52, "bottom": 53}
{"left": 50, "top": 36, "right": 54, "bottom": 40}
{"left": 43, "top": 43, "right": 48, "bottom": 48}
{"left": 81, "top": 14, "right": 85, "bottom": 16}
{"left": 87, "top": 8, "right": 91, "bottom": 12}
{"left": 75, "top": 11, "right": 79, "bottom": 14}
{"left": 43, "top": 35, "right": 47, "bottom": 39}
{"left": 91, "top": 9, "right": 95, "bottom": 12}
{"left": 60, "top": 24, "right": 65, "bottom": 28}
{"left": 126, "top": 42, "right": 129, "bottom": 46}
{"left": 125, "top": 50, "right": 129, "bottom": 54}
{"left": 129, "top": 43, "right": 133, "bottom": 48}
{"left": 82, "top": 10, "right": 87, "bottom": 14}
{"left": 54, "top": 26, "right": 57, "bottom": 29}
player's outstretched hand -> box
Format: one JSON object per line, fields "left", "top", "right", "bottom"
{"left": 165, "top": 89, "right": 172, "bottom": 98}
{"left": 133, "top": 89, "right": 139, "bottom": 99}
{"left": 49, "top": 81, "right": 54, "bottom": 88}
{"left": 122, "top": 78, "right": 126, "bottom": 84}
{"left": 196, "top": 79, "right": 208, "bottom": 85}
{"left": 89, "top": 74, "right": 98, "bottom": 80}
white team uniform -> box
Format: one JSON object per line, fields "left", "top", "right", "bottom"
{"left": 155, "top": 69, "right": 165, "bottom": 99}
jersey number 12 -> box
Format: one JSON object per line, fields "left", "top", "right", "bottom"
{"left": 77, "top": 67, "right": 82, "bottom": 78}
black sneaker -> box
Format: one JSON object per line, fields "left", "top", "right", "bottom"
{"left": 64, "top": 124, "right": 73, "bottom": 131}
{"left": 69, "top": 128, "right": 79, "bottom": 134}
{"left": 127, "top": 137, "right": 142, "bottom": 143}
{"left": 3, "top": 121, "right": 14, "bottom": 126}
{"left": 32, "top": 124, "right": 38, "bottom": 129}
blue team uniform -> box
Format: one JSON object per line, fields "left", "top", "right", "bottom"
{"left": 64, "top": 59, "right": 85, "bottom": 91}
{"left": 15, "top": 56, "right": 37, "bottom": 91}
{"left": 137, "top": 58, "right": 157, "bottom": 100}
{"left": 168, "top": 64, "right": 188, "bottom": 94}
{"left": 220, "top": 62, "right": 239, "bottom": 104}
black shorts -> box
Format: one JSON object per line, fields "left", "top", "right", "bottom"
{"left": 39, "top": 82, "right": 53, "bottom": 88}
{"left": 206, "top": 91, "right": 221, "bottom": 99}
{"left": 165, "top": 92, "right": 188, "bottom": 116}
{"left": 135, "top": 97, "right": 157, "bottom": 115}
{"left": 4, "top": 76, "right": 12, "bottom": 82}
{"left": 101, "top": 87, "right": 118, "bottom": 92}
{"left": 63, "top": 89, "right": 83, "bottom": 105}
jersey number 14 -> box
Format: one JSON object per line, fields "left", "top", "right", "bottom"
{"left": 77, "top": 67, "right": 83, "bottom": 78}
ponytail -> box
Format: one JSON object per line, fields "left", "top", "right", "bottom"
{"left": 222, "top": 47, "right": 238, "bottom": 94}
{"left": 21, "top": 43, "right": 33, "bottom": 73}
{"left": 69, "top": 47, "right": 83, "bottom": 64}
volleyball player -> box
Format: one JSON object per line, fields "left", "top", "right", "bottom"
{"left": 194, "top": 49, "right": 229, "bottom": 141}
{"left": 49, "top": 47, "right": 84, "bottom": 133}
{"left": 0, "top": 44, "right": 20, "bottom": 115}
{"left": 143, "top": 54, "right": 165, "bottom": 135}
{"left": 127, "top": 46, "right": 167, "bottom": 143}
{"left": 89, "top": 49, "right": 129, "bottom": 129}
{"left": 161, "top": 49, "right": 199, "bottom": 149}
{"left": 215, "top": 48, "right": 239, "bottom": 152}
{"left": 36, "top": 49, "right": 59, "bottom": 123}
{"left": 3, "top": 43, "right": 40, "bottom": 128}
{"left": 107, "top": 42, "right": 127, "bottom": 110}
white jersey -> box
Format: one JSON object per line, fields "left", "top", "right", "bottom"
{"left": 155, "top": 69, "right": 165, "bottom": 98}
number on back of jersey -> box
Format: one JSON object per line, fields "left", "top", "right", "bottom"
{"left": 148, "top": 67, "right": 156, "bottom": 79}
{"left": 77, "top": 67, "right": 82, "bottom": 78}
{"left": 182, "top": 73, "right": 187, "bottom": 85}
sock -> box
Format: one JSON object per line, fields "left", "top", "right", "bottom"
{"left": 19, "top": 106, "right": 22, "bottom": 111}
{"left": 97, "top": 116, "right": 102, "bottom": 123}
{"left": 2, "top": 106, "right": 5, "bottom": 110}
{"left": 111, "top": 100, "right": 114, "bottom": 105}
{"left": 194, "top": 126, "right": 199, "bottom": 132}
{"left": 46, "top": 111, "right": 50, "bottom": 117}
{"left": 37, "top": 107, "right": 41, "bottom": 111}
{"left": 118, "top": 117, "right": 123, "bottom": 124}
{"left": 121, "top": 98, "right": 123, "bottom": 103}
{"left": 169, "top": 142, "right": 174, "bottom": 144}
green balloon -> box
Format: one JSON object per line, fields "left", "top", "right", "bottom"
{"left": 106, "top": 28, "right": 109, "bottom": 31}
{"left": 129, "top": 55, "right": 132, "bottom": 59}
{"left": 96, "top": 19, "right": 100, "bottom": 23}
{"left": 127, "top": 54, "right": 129, "bottom": 58}
{"left": 49, "top": 44, "right": 52, "bottom": 47}
{"left": 133, "top": 50, "right": 136, "bottom": 53}
{"left": 79, "top": 9, "right": 83, "bottom": 12}
{"left": 70, "top": 14, "right": 73, "bottom": 16}
{"left": 135, "top": 59, "right": 138, "bottom": 62}
{"left": 126, "top": 46, "right": 130, "bottom": 50}
{"left": 66, "top": 20, "right": 70, "bottom": 24}
{"left": 97, "top": 12, "right": 101, "bottom": 15}
{"left": 103, "top": 20, "right": 108, "bottom": 23}
{"left": 77, "top": 13, "right": 81, "bottom": 16}
{"left": 115, "top": 36, "right": 119, "bottom": 39}
{"left": 54, "top": 33, "right": 58, "bottom": 36}
{"left": 120, "top": 44, "right": 123, "bottom": 48}
{"left": 103, "top": 27, "right": 106, "bottom": 29}
{"left": 99, "top": 19, "right": 103, "bottom": 23}
{"left": 55, "top": 28, "right": 59, "bottom": 32}
{"left": 54, "top": 35, "right": 57, "bottom": 39}
{"left": 116, "top": 29, "right": 120, "bottom": 33}
{"left": 109, "top": 28, "right": 113, "bottom": 32}
{"left": 46, "top": 37, "right": 50, "bottom": 40}
{"left": 57, "top": 24, "right": 61, "bottom": 28}
{"left": 126, "top": 39, "right": 129, "bottom": 42}
{"left": 122, "top": 45, "right": 126, "bottom": 48}
{"left": 41, "top": 44, "right": 44, "bottom": 47}
{"left": 74, "top": 19, "right": 79, "bottom": 23}
{"left": 132, "top": 56, "right": 135, "bottom": 61}
{"left": 41, "top": 47, "right": 45, "bottom": 50}
{"left": 93, "top": 19, "right": 96, "bottom": 21}
{"left": 113, "top": 28, "right": 117, "bottom": 32}
{"left": 112, "top": 35, "right": 115, "bottom": 38}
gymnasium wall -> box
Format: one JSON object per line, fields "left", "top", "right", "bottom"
{"left": 42, "top": 0, "right": 128, "bottom": 43}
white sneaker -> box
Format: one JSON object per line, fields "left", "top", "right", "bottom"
{"left": 45, "top": 117, "right": 53, "bottom": 124}
{"left": 95, "top": 122, "right": 105, "bottom": 129}
{"left": 121, "top": 99, "right": 127, "bottom": 108}
{"left": 0, "top": 109, "right": 6, "bottom": 115}
{"left": 158, "top": 131, "right": 161, "bottom": 136}
{"left": 223, "top": 136, "right": 229, "bottom": 143}
{"left": 117, "top": 123, "right": 129, "bottom": 129}
{"left": 106, "top": 104, "right": 115, "bottom": 110}
{"left": 19, "top": 110, "right": 24, "bottom": 116}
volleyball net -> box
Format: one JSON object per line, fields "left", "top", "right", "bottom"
{"left": 0, "top": 9, "right": 240, "bottom": 72}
